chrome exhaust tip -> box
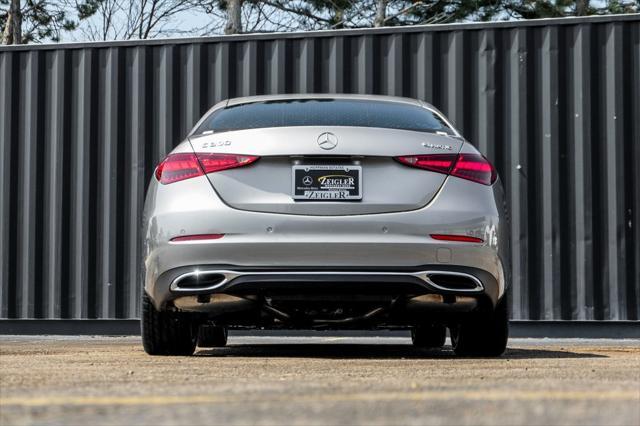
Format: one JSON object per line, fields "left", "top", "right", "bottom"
{"left": 422, "top": 271, "right": 484, "bottom": 292}
{"left": 170, "top": 270, "right": 239, "bottom": 293}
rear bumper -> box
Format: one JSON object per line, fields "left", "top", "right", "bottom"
{"left": 142, "top": 174, "right": 511, "bottom": 315}
{"left": 148, "top": 264, "right": 501, "bottom": 310}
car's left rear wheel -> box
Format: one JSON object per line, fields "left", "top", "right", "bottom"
{"left": 197, "top": 324, "right": 228, "bottom": 347}
{"left": 141, "top": 293, "right": 197, "bottom": 356}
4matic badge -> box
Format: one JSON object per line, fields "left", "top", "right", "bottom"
{"left": 422, "top": 142, "right": 452, "bottom": 150}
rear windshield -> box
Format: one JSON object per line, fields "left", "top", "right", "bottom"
{"left": 194, "top": 99, "right": 455, "bottom": 135}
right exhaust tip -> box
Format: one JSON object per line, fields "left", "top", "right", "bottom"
{"left": 425, "top": 271, "right": 484, "bottom": 292}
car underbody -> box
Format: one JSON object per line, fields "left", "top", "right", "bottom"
{"left": 154, "top": 265, "right": 500, "bottom": 330}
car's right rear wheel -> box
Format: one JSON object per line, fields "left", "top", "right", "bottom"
{"left": 450, "top": 296, "right": 509, "bottom": 357}
{"left": 411, "top": 324, "right": 446, "bottom": 348}
{"left": 141, "top": 293, "right": 197, "bottom": 356}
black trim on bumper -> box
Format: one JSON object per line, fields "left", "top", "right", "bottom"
{"left": 149, "top": 264, "right": 501, "bottom": 310}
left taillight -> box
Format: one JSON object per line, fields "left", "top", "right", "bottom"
{"left": 155, "top": 153, "right": 259, "bottom": 185}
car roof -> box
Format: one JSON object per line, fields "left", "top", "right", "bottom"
{"left": 225, "top": 93, "right": 433, "bottom": 109}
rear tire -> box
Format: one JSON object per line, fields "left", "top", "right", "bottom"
{"left": 141, "top": 293, "right": 197, "bottom": 356}
{"left": 198, "top": 324, "right": 228, "bottom": 347}
{"left": 450, "top": 296, "right": 509, "bottom": 357}
{"left": 411, "top": 324, "right": 446, "bottom": 348}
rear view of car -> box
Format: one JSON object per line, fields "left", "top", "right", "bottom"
{"left": 141, "top": 95, "right": 510, "bottom": 356}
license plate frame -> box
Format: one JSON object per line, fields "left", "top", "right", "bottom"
{"left": 292, "top": 165, "right": 362, "bottom": 201}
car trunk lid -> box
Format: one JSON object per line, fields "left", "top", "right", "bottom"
{"left": 189, "top": 126, "right": 464, "bottom": 216}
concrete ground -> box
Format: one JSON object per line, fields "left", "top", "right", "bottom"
{"left": 0, "top": 336, "right": 639, "bottom": 426}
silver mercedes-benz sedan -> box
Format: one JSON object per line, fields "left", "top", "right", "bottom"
{"left": 141, "top": 94, "right": 510, "bottom": 356}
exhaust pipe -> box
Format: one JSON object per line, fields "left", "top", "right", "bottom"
{"left": 405, "top": 294, "right": 478, "bottom": 313}
{"left": 173, "top": 294, "right": 255, "bottom": 313}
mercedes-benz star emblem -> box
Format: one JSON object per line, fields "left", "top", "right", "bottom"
{"left": 317, "top": 132, "right": 338, "bottom": 150}
{"left": 302, "top": 176, "right": 313, "bottom": 186}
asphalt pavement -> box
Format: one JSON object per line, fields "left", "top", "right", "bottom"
{"left": 1, "top": 335, "right": 639, "bottom": 425}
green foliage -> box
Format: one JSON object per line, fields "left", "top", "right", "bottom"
{"left": 501, "top": 0, "right": 639, "bottom": 18}
{"left": 2, "top": 0, "right": 102, "bottom": 43}
{"left": 3, "top": 0, "right": 639, "bottom": 43}
{"left": 389, "top": 0, "right": 505, "bottom": 25}
{"left": 76, "top": 0, "right": 102, "bottom": 20}
{"left": 602, "top": 0, "right": 639, "bottom": 13}
{"left": 503, "top": 0, "right": 581, "bottom": 18}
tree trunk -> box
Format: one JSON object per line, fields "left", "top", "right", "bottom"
{"left": 575, "top": 0, "right": 589, "bottom": 16}
{"left": 224, "top": 0, "right": 242, "bottom": 35}
{"left": 374, "top": 0, "right": 387, "bottom": 27}
{"left": 2, "top": 12, "right": 13, "bottom": 44}
{"left": 334, "top": 7, "right": 344, "bottom": 28}
{"left": 10, "top": 0, "right": 21, "bottom": 44}
{"left": 3, "top": 0, "right": 21, "bottom": 44}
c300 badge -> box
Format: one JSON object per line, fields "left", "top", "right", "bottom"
{"left": 201, "top": 140, "right": 232, "bottom": 149}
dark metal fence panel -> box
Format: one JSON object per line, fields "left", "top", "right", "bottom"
{"left": 0, "top": 15, "right": 638, "bottom": 320}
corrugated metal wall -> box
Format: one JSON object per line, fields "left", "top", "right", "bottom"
{"left": 0, "top": 15, "right": 638, "bottom": 321}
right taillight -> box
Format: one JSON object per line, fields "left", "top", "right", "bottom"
{"left": 155, "top": 153, "right": 259, "bottom": 184}
{"left": 395, "top": 153, "right": 496, "bottom": 186}
{"left": 450, "top": 153, "right": 496, "bottom": 185}
{"left": 394, "top": 154, "right": 457, "bottom": 174}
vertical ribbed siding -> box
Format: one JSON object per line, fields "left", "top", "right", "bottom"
{"left": 0, "top": 51, "right": 12, "bottom": 319}
{"left": 504, "top": 27, "right": 528, "bottom": 320}
{"left": 69, "top": 49, "right": 92, "bottom": 319}
{"left": 123, "top": 47, "right": 146, "bottom": 318}
{"left": 0, "top": 16, "right": 638, "bottom": 320}
{"left": 43, "top": 50, "right": 65, "bottom": 319}
{"left": 568, "top": 23, "right": 593, "bottom": 320}
{"left": 631, "top": 21, "right": 640, "bottom": 321}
